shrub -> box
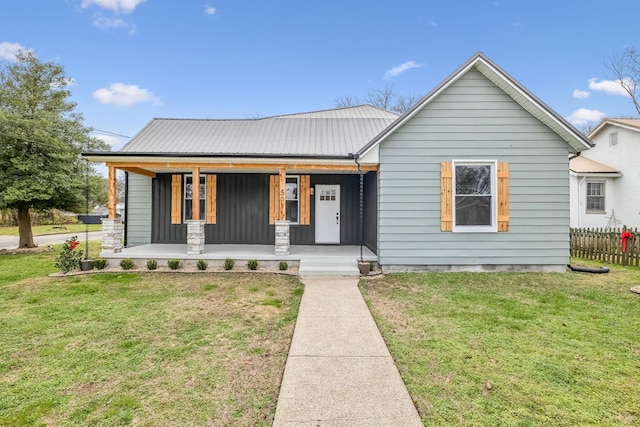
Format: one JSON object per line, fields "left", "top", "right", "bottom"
{"left": 279, "top": 261, "right": 288, "bottom": 271}
{"left": 247, "top": 259, "right": 258, "bottom": 270}
{"left": 93, "top": 257, "right": 108, "bottom": 270}
{"left": 167, "top": 259, "right": 181, "bottom": 270}
{"left": 223, "top": 257, "right": 235, "bottom": 270}
{"left": 147, "top": 259, "right": 158, "bottom": 270}
{"left": 120, "top": 258, "right": 134, "bottom": 270}
{"left": 196, "top": 259, "right": 208, "bottom": 270}
{"left": 54, "top": 236, "right": 83, "bottom": 273}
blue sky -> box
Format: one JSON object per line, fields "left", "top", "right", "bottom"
{"left": 1, "top": 0, "right": 638, "bottom": 152}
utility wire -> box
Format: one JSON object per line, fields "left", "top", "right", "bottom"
{"left": 91, "top": 128, "right": 131, "bottom": 139}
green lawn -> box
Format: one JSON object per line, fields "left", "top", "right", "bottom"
{"left": 0, "top": 246, "right": 303, "bottom": 426}
{"left": 361, "top": 261, "right": 640, "bottom": 426}
{"left": 0, "top": 223, "right": 102, "bottom": 236}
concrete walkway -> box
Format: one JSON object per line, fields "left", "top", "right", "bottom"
{"left": 273, "top": 277, "right": 422, "bottom": 426}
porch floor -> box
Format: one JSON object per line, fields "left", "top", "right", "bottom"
{"left": 102, "top": 244, "right": 376, "bottom": 262}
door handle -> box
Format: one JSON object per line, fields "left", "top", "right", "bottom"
{"left": 336, "top": 212, "right": 339, "bottom": 224}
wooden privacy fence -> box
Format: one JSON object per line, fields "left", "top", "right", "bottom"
{"left": 570, "top": 227, "right": 639, "bottom": 266}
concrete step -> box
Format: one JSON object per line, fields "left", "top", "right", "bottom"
{"left": 299, "top": 257, "right": 360, "bottom": 277}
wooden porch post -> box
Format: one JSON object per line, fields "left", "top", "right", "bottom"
{"left": 279, "top": 167, "right": 286, "bottom": 221}
{"left": 192, "top": 167, "right": 200, "bottom": 220}
{"left": 108, "top": 165, "right": 117, "bottom": 219}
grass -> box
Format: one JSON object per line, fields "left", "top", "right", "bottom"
{"left": 0, "top": 246, "right": 303, "bottom": 426}
{"left": 0, "top": 223, "right": 102, "bottom": 236}
{"left": 360, "top": 259, "right": 640, "bottom": 426}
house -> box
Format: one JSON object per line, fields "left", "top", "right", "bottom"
{"left": 84, "top": 52, "right": 592, "bottom": 272}
{"left": 569, "top": 118, "right": 639, "bottom": 229}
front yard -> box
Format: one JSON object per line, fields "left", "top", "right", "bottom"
{"left": 0, "top": 247, "right": 303, "bottom": 426}
{"left": 4, "top": 244, "right": 639, "bottom": 426}
{"left": 361, "top": 263, "right": 640, "bottom": 426}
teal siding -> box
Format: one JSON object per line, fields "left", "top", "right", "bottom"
{"left": 378, "top": 69, "right": 571, "bottom": 269}
{"left": 126, "top": 173, "right": 152, "bottom": 246}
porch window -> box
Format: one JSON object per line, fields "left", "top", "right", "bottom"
{"left": 586, "top": 181, "right": 605, "bottom": 213}
{"left": 286, "top": 176, "right": 299, "bottom": 224}
{"left": 184, "top": 175, "right": 206, "bottom": 221}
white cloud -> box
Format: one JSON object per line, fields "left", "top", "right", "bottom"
{"left": 204, "top": 5, "right": 216, "bottom": 16}
{"left": 94, "top": 134, "right": 120, "bottom": 146}
{"left": 81, "top": 0, "right": 146, "bottom": 13}
{"left": 0, "top": 41, "right": 26, "bottom": 60}
{"left": 93, "top": 83, "right": 161, "bottom": 107}
{"left": 384, "top": 61, "right": 422, "bottom": 79}
{"left": 566, "top": 108, "right": 606, "bottom": 126}
{"left": 93, "top": 15, "right": 127, "bottom": 29}
{"left": 588, "top": 78, "right": 632, "bottom": 97}
{"left": 572, "top": 89, "right": 590, "bottom": 99}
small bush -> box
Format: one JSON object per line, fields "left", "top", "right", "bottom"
{"left": 196, "top": 259, "right": 208, "bottom": 270}
{"left": 120, "top": 258, "right": 134, "bottom": 270}
{"left": 54, "top": 236, "right": 83, "bottom": 273}
{"left": 146, "top": 259, "right": 158, "bottom": 270}
{"left": 167, "top": 259, "right": 181, "bottom": 270}
{"left": 224, "top": 257, "right": 235, "bottom": 270}
{"left": 247, "top": 259, "right": 259, "bottom": 270}
{"left": 279, "top": 261, "right": 288, "bottom": 271}
{"left": 93, "top": 257, "right": 108, "bottom": 270}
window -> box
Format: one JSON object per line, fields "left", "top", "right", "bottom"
{"left": 453, "top": 160, "right": 497, "bottom": 232}
{"left": 184, "top": 175, "right": 206, "bottom": 221}
{"left": 285, "top": 176, "right": 299, "bottom": 223}
{"left": 609, "top": 132, "right": 618, "bottom": 146}
{"left": 586, "top": 181, "right": 605, "bottom": 213}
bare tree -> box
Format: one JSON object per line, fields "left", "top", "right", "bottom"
{"left": 335, "top": 84, "right": 420, "bottom": 114}
{"left": 606, "top": 47, "right": 640, "bottom": 115}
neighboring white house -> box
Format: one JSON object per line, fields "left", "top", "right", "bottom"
{"left": 569, "top": 118, "right": 640, "bottom": 229}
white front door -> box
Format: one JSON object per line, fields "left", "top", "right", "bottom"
{"left": 315, "top": 185, "right": 340, "bottom": 244}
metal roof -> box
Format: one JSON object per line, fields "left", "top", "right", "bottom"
{"left": 120, "top": 105, "right": 399, "bottom": 157}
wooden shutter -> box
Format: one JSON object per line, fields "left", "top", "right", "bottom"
{"left": 497, "top": 162, "right": 509, "bottom": 232}
{"left": 299, "top": 175, "right": 310, "bottom": 225}
{"left": 171, "top": 174, "right": 182, "bottom": 224}
{"left": 269, "top": 175, "right": 280, "bottom": 224}
{"left": 206, "top": 174, "right": 217, "bottom": 224}
{"left": 440, "top": 162, "right": 453, "bottom": 232}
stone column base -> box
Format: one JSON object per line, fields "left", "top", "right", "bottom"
{"left": 187, "top": 219, "right": 206, "bottom": 255}
{"left": 275, "top": 220, "right": 290, "bottom": 255}
{"left": 101, "top": 218, "right": 123, "bottom": 253}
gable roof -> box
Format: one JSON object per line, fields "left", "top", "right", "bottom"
{"left": 569, "top": 155, "right": 621, "bottom": 175}
{"left": 589, "top": 118, "right": 640, "bottom": 138}
{"left": 358, "top": 52, "right": 593, "bottom": 157}
{"left": 119, "top": 105, "right": 399, "bottom": 158}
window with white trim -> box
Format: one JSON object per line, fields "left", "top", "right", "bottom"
{"left": 453, "top": 160, "right": 497, "bottom": 232}
{"left": 586, "top": 181, "right": 605, "bottom": 214}
{"left": 285, "top": 176, "right": 299, "bottom": 224}
{"left": 184, "top": 175, "right": 206, "bottom": 221}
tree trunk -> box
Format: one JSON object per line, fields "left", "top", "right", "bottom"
{"left": 17, "top": 205, "right": 36, "bottom": 248}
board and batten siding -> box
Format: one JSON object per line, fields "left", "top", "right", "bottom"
{"left": 151, "top": 173, "right": 373, "bottom": 247}
{"left": 378, "top": 68, "right": 571, "bottom": 271}
{"left": 125, "top": 173, "right": 152, "bottom": 247}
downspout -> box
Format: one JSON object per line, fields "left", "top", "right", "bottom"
{"left": 351, "top": 153, "right": 364, "bottom": 263}
{"left": 577, "top": 176, "right": 587, "bottom": 228}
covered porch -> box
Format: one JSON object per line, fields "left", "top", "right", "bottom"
{"left": 94, "top": 156, "right": 378, "bottom": 257}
